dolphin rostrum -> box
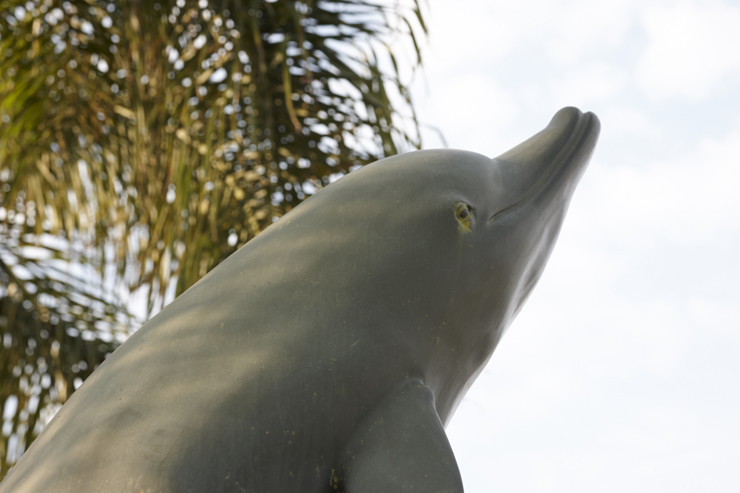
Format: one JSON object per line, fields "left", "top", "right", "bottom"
{"left": 0, "top": 107, "right": 600, "bottom": 492}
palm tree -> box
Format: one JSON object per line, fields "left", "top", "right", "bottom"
{"left": 0, "top": 0, "right": 426, "bottom": 476}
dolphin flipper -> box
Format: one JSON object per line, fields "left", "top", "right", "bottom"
{"left": 340, "top": 380, "right": 464, "bottom": 493}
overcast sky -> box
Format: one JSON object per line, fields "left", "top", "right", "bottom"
{"left": 410, "top": 0, "right": 740, "bottom": 491}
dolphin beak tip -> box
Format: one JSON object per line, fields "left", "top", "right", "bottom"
{"left": 548, "top": 108, "right": 602, "bottom": 159}
{"left": 550, "top": 107, "right": 600, "bottom": 134}
{"left": 585, "top": 111, "right": 601, "bottom": 137}
{"left": 495, "top": 107, "right": 601, "bottom": 169}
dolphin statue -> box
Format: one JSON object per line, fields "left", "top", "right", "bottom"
{"left": 0, "top": 107, "right": 600, "bottom": 492}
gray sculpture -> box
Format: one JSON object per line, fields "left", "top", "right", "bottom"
{"left": 0, "top": 107, "right": 599, "bottom": 492}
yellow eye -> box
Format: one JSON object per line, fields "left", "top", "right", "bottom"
{"left": 454, "top": 202, "right": 472, "bottom": 232}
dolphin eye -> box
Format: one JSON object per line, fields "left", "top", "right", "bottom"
{"left": 454, "top": 202, "right": 473, "bottom": 232}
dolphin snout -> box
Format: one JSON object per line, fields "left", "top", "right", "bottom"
{"left": 491, "top": 106, "right": 600, "bottom": 220}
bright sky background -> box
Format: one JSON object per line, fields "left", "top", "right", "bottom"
{"left": 410, "top": 0, "right": 740, "bottom": 491}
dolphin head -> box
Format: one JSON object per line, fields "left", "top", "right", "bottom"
{"left": 403, "top": 107, "right": 599, "bottom": 418}
{"left": 239, "top": 107, "right": 599, "bottom": 421}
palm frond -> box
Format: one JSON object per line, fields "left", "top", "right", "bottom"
{"left": 0, "top": 217, "right": 131, "bottom": 474}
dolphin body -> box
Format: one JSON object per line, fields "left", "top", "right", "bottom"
{"left": 0, "top": 107, "right": 599, "bottom": 492}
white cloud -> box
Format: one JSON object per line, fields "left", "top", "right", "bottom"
{"left": 636, "top": 0, "right": 740, "bottom": 100}
{"left": 427, "top": 0, "right": 638, "bottom": 71}
{"left": 687, "top": 297, "right": 740, "bottom": 337}
{"left": 543, "top": 0, "right": 639, "bottom": 65}
{"left": 552, "top": 63, "right": 627, "bottom": 105}
{"left": 426, "top": 0, "right": 547, "bottom": 69}
{"left": 420, "top": 73, "right": 519, "bottom": 152}
{"left": 599, "top": 105, "right": 662, "bottom": 139}
{"left": 583, "top": 127, "right": 740, "bottom": 248}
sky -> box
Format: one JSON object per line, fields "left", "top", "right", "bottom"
{"left": 409, "top": 0, "right": 740, "bottom": 491}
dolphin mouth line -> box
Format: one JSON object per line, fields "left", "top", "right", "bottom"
{"left": 489, "top": 111, "right": 598, "bottom": 223}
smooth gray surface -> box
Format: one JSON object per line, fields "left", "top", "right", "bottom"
{"left": 0, "top": 107, "right": 599, "bottom": 492}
